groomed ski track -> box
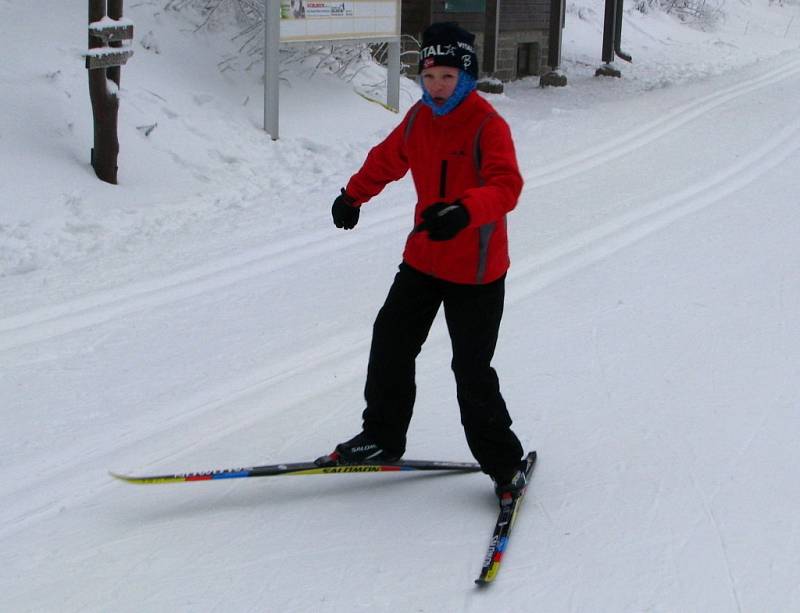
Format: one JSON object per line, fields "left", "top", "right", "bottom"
{"left": 3, "top": 54, "right": 800, "bottom": 351}
{"left": 2, "top": 49, "right": 800, "bottom": 611}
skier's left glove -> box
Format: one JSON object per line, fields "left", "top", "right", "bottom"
{"left": 420, "top": 201, "right": 470, "bottom": 241}
{"left": 332, "top": 188, "right": 360, "bottom": 230}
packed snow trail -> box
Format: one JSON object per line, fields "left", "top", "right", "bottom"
{"left": 4, "top": 53, "right": 800, "bottom": 353}
{"left": 2, "top": 30, "right": 800, "bottom": 613}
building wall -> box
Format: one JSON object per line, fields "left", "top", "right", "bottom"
{"left": 495, "top": 30, "right": 549, "bottom": 80}
{"left": 499, "top": 0, "right": 549, "bottom": 30}
{"left": 401, "top": 0, "right": 552, "bottom": 80}
{"left": 495, "top": 0, "right": 551, "bottom": 79}
{"left": 430, "top": 0, "right": 486, "bottom": 32}
{"left": 402, "top": 0, "right": 431, "bottom": 41}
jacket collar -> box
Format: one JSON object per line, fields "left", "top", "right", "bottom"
{"left": 427, "top": 90, "right": 482, "bottom": 124}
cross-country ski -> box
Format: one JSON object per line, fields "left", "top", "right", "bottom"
{"left": 111, "top": 458, "right": 481, "bottom": 485}
{"left": 475, "top": 450, "right": 538, "bottom": 585}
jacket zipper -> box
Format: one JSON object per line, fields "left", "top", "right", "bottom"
{"left": 439, "top": 160, "right": 448, "bottom": 200}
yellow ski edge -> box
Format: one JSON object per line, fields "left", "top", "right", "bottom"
{"left": 109, "top": 471, "right": 187, "bottom": 485}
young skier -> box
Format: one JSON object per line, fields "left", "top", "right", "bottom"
{"left": 318, "top": 22, "right": 527, "bottom": 498}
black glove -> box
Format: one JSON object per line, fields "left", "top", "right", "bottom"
{"left": 332, "top": 189, "right": 360, "bottom": 230}
{"left": 420, "top": 201, "right": 470, "bottom": 241}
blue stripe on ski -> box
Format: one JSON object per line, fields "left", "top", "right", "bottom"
{"left": 213, "top": 470, "right": 251, "bottom": 479}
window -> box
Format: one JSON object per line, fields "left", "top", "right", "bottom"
{"left": 444, "top": 0, "right": 486, "bottom": 12}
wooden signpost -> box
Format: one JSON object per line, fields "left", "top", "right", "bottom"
{"left": 86, "top": 0, "right": 134, "bottom": 184}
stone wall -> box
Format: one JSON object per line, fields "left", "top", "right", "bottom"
{"left": 495, "top": 30, "right": 550, "bottom": 80}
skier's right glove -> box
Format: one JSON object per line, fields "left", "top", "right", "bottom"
{"left": 331, "top": 189, "right": 360, "bottom": 230}
{"left": 419, "top": 200, "right": 470, "bottom": 241}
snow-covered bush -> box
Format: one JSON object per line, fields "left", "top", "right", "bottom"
{"left": 164, "top": 0, "right": 261, "bottom": 23}
{"left": 570, "top": 0, "right": 727, "bottom": 28}
{"left": 163, "top": 0, "right": 416, "bottom": 77}
{"left": 660, "top": 0, "right": 726, "bottom": 27}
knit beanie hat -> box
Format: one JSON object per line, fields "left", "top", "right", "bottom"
{"left": 418, "top": 22, "right": 479, "bottom": 80}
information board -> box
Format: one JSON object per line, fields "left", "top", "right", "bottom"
{"left": 279, "top": 0, "right": 400, "bottom": 42}
{"left": 264, "top": 0, "right": 401, "bottom": 138}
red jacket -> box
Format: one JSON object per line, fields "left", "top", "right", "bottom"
{"left": 345, "top": 91, "right": 523, "bottom": 285}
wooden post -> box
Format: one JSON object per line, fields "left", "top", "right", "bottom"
{"left": 482, "top": 0, "right": 499, "bottom": 76}
{"left": 88, "top": 0, "right": 120, "bottom": 184}
{"left": 107, "top": 0, "right": 123, "bottom": 87}
{"left": 540, "top": 0, "right": 567, "bottom": 87}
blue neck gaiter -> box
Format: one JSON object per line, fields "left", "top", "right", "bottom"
{"left": 421, "top": 72, "right": 477, "bottom": 117}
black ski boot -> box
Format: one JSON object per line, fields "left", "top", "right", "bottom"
{"left": 492, "top": 461, "right": 529, "bottom": 500}
{"left": 314, "top": 431, "right": 402, "bottom": 467}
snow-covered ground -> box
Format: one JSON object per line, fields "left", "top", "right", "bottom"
{"left": 2, "top": 0, "right": 800, "bottom": 610}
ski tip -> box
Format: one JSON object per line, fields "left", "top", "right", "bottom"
{"left": 109, "top": 471, "right": 183, "bottom": 485}
{"left": 110, "top": 471, "right": 146, "bottom": 483}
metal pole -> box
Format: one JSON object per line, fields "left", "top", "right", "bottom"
{"left": 547, "top": 0, "right": 564, "bottom": 69}
{"left": 601, "top": 0, "right": 616, "bottom": 65}
{"left": 386, "top": 38, "right": 400, "bottom": 112}
{"left": 614, "top": 0, "right": 632, "bottom": 63}
{"left": 264, "top": 0, "right": 280, "bottom": 139}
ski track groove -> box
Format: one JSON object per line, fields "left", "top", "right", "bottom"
{"left": 520, "top": 56, "right": 800, "bottom": 189}
{"left": 0, "top": 328, "right": 373, "bottom": 538}
{"left": 3, "top": 57, "right": 800, "bottom": 537}
{"left": 1, "top": 55, "right": 799, "bottom": 353}
{"left": 507, "top": 113, "right": 800, "bottom": 300}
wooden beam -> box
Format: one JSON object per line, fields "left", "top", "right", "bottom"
{"left": 89, "top": 22, "right": 134, "bottom": 43}
{"left": 85, "top": 48, "right": 134, "bottom": 69}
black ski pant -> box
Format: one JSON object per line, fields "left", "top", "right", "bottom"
{"left": 362, "top": 262, "right": 524, "bottom": 480}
